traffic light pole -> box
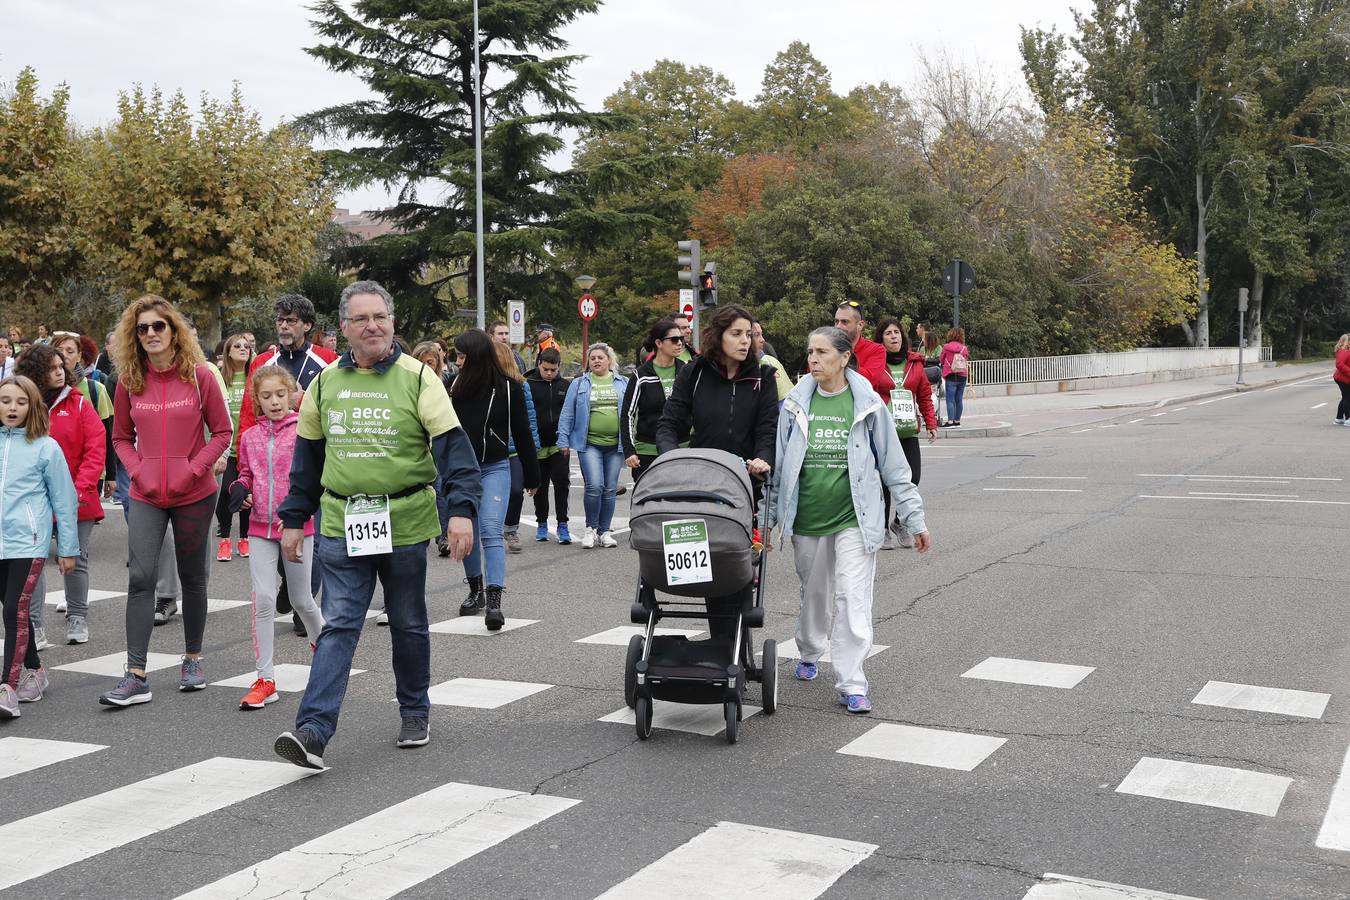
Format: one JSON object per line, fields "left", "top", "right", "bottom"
{"left": 678, "top": 239, "right": 701, "bottom": 352}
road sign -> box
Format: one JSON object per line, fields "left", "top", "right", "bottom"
{"left": 679, "top": 289, "right": 694, "bottom": 320}
{"left": 578, "top": 293, "right": 597, "bottom": 321}
{"left": 943, "top": 259, "right": 976, "bottom": 296}
{"left": 508, "top": 300, "right": 525, "bottom": 343}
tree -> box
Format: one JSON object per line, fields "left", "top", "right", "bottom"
{"left": 751, "top": 41, "right": 870, "bottom": 154}
{"left": 689, "top": 153, "right": 798, "bottom": 251}
{"left": 0, "top": 67, "right": 79, "bottom": 325}
{"left": 301, "top": 0, "right": 607, "bottom": 338}
{"left": 76, "top": 86, "right": 330, "bottom": 341}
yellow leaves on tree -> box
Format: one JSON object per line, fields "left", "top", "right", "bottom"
{"left": 690, "top": 153, "right": 798, "bottom": 251}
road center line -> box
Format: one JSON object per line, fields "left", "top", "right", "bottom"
{"left": 1312, "top": 402, "right": 1328, "bottom": 409}
{"left": 995, "top": 476, "right": 1089, "bottom": 480}
{"left": 1187, "top": 492, "right": 1299, "bottom": 498}
{"left": 1071, "top": 429, "right": 1093, "bottom": 433}
{"left": 1137, "top": 474, "right": 1342, "bottom": 481}
{"left": 1139, "top": 495, "right": 1350, "bottom": 506}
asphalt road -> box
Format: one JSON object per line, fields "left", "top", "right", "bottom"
{"left": 4, "top": 368, "right": 1349, "bottom": 900}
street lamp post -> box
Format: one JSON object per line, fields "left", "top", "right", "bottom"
{"left": 576, "top": 274, "right": 597, "bottom": 357}
{"left": 472, "top": 0, "right": 486, "bottom": 330}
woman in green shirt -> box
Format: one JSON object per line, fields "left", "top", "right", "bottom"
{"left": 621, "top": 317, "right": 686, "bottom": 484}
{"left": 557, "top": 343, "right": 629, "bottom": 549}
{"left": 214, "top": 334, "right": 254, "bottom": 561}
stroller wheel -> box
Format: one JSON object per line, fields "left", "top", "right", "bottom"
{"left": 761, "top": 639, "right": 778, "bottom": 715}
{"left": 624, "top": 635, "right": 644, "bottom": 709}
{"left": 723, "top": 701, "right": 739, "bottom": 745}
{"left": 635, "top": 695, "right": 653, "bottom": 740}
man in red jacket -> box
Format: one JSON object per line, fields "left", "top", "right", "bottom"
{"left": 833, "top": 301, "right": 894, "bottom": 397}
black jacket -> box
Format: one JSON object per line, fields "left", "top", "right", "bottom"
{"left": 451, "top": 376, "right": 540, "bottom": 490}
{"left": 525, "top": 368, "right": 570, "bottom": 450}
{"left": 655, "top": 356, "right": 779, "bottom": 465}
{"left": 621, "top": 357, "right": 685, "bottom": 458}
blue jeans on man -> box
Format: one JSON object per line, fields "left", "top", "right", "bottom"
{"left": 463, "top": 459, "right": 510, "bottom": 586}
{"left": 578, "top": 443, "right": 622, "bottom": 533}
{"left": 294, "top": 535, "right": 430, "bottom": 744}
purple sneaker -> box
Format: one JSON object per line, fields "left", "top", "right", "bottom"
{"left": 794, "top": 661, "right": 818, "bottom": 681}
{"left": 840, "top": 694, "right": 872, "bottom": 714}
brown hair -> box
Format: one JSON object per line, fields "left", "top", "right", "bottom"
{"left": 412, "top": 341, "right": 444, "bottom": 372}
{"left": 700, "top": 305, "right": 757, "bottom": 373}
{"left": 249, "top": 364, "right": 299, "bottom": 405}
{"left": 0, "top": 375, "right": 50, "bottom": 439}
{"left": 219, "top": 333, "right": 255, "bottom": 384}
{"left": 493, "top": 340, "right": 524, "bottom": 384}
{"left": 946, "top": 326, "right": 966, "bottom": 344}
{"left": 874, "top": 317, "right": 910, "bottom": 355}
{"left": 15, "top": 343, "right": 75, "bottom": 391}
{"left": 113, "top": 295, "right": 205, "bottom": 395}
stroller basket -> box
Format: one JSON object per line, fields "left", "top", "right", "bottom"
{"left": 628, "top": 448, "right": 756, "bottom": 597}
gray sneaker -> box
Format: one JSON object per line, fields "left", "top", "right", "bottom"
{"left": 896, "top": 527, "right": 915, "bottom": 549}
{"left": 16, "top": 666, "right": 48, "bottom": 702}
{"left": 0, "top": 684, "right": 18, "bottom": 718}
{"left": 99, "top": 671, "right": 152, "bottom": 707}
{"left": 32, "top": 626, "right": 51, "bottom": 651}
{"left": 179, "top": 656, "right": 206, "bottom": 691}
{"left": 396, "top": 716, "right": 430, "bottom": 748}
{"left": 880, "top": 532, "right": 896, "bottom": 551}
{"left": 504, "top": 530, "right": 522, "bottom": 553}
{"left": 66, "top": 615, "right": 89, "bottom": 644}
{"left": 154, "top": 597, "right": 178, "bottom": 625}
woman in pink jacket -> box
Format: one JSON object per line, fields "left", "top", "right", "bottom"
{"left": 228, "top": 366, "right": 324, "bottom": 710}
{"left": 99, "top": 296, "right": 232, "bottom": 707}
{"left": 939, "top": 327, "right": 971, "bottom": 427}
{"left": 1334, "top": 334, "right": 1350, "bottom": 425}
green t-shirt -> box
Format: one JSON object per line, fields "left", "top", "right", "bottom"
{"left": 677, "top": 347, "right": 693, "bottom": 363}
{"left": 586, "top": 373, "right": 620, "bottom": 447}
{"left": 793, "top": 385, "right": 858, "bottom": 537}
{"left": 633, "top": 363, "right": 677, "bottom": 457}
{"left": 762, "top": 354, "right": 794, "bottom": 400}
{"left": 297, "top": 351, "right": 460, "bottom": 546}
{"left": 226, "top": 372, "right": 247, "bottom": 452}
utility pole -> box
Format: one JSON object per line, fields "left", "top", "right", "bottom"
{"left": 472, "top": 0, "right": 486, "bottom": 330}
{"left": 1237, "top": 287, "right": 1248, "bottom": 385}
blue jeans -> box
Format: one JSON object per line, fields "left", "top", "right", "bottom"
{"left": 579, "top": 443, "right": 622, "bottom": 532}
{"left": 945, "top": 375, "right": 966, "bottom": 423}
{"left": 295, "top": 536, "right": 431, "bottom": 744}
{"left": 462, "top": 459, "right": 510, "bottom": 587}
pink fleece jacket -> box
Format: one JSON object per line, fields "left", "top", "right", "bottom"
{"left": 233, "top": 412, "right": 313, "bottom": 540}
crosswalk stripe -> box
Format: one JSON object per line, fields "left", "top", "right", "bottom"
{"left": 0, "top": 756, "right": 318, "bottom": 891}
{"left": 0, "top": 737, "right": 107, "bottom": 780}
{"left": 1316, "top": 743, "right": 1350, "bottom": 851}
{"left": 176, "top": 781, "right": 578, "bottom": 899}
{"left": 593, "top": 821, "right": 876, "bottom": 899}
{"left": 1024, "top": 872, "right": 1208, "bottom": 899}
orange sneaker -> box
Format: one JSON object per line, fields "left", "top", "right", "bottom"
{"left": 217, "top": 539, "right": 233, "bottom": 562}
{"left": 238, "top": 538, "right": 250, "bottom": 558}
{"left": 239, "top": 678, "right": 277, "bottom": 709}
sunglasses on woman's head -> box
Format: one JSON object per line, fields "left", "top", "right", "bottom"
{"left": 136, "top": 321, "right": 170, "bottom": 336}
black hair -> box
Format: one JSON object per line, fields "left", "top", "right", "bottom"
{"left": 450, "top": 328, "right": 509, "bottom": 399}
{"left": 273, "top": 293, "right": 317, "bottom": 326}
{"left": 537, "top": 347, "right": 561, "bottom": 366}
{"left": 643, "top": 316, "right": 682, "bottom": 356}
{"left": 874, "top": 316, "right": 910, "bottom": 355}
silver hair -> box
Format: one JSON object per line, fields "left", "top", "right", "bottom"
{"left": 587, "top": 342, "right": 618, "bottom": 370}
{"left": 339, "top": 280, "right": 394, "bottom": 320}
{"left": 808, "top": 326, "right": 854, "bottom": 358}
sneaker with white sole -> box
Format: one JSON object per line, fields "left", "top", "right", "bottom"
{"left": 599, "top": 531, "right": 618, "bottom": 548}
{"left": 99, "top": 671, "right": 152, "bottom": 707}
{"left": 274, "top": 728, "right": 326, "bottom": 769}
{"left": 239, "top": 678, "right": 278, "bottom": 709}
{"left": 0, "top": 684, "right": 18, "bottom": 718}
{"left": 839, "top": 693, "right": 872, "bottom": 713}
{"left": 55, "top": 598, "right": 67, "bottom": 614}
{"left": 153, "top": 597, "right": 178, "bottom": 625}
{"left": 179, "top": 656, "right": 206, "bottom": 691}
{"left": 32, "top": 626, "right": 51, "bottom": 651}
{"left": 581, "top": 527, "right": 597, "bottom": 549}
{"left": 897, "top": 527, "right": 915, "bottom": 549}
{"left": 376, "top": 611, "right": 389, "bottom": 626}
{"left": 794, "top": 661, "right": 818, "bottom": 681}
{"left": 504, "top": 531, "right": 522, "bottom": 553}
{"left": 16, "top": 665, "right": 48, "bottom": 702}
{"left": 65, "top": 615, "right": 89, "bottom": 644}
{"left": 396, "top": 716, "right": 430, "bottom": 748}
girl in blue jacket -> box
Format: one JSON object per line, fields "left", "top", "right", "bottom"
{"left": 0, "top": 375, "right": 79, "bottom": 719}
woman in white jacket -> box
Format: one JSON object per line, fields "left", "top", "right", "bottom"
{"left": 770, "top": 327, "right": 932, "bottom": 714}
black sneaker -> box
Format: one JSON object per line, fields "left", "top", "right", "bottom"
{"left": 396, "top": 716, "right": 430, "bottom": 748}
{"left": 291, "top": 614, "right": 306, "bottom": 637}
{"left": 436, "top": 536, "right": 451, "bottom": 558}
{"left": 153, "top": 597, "right": 177, "bottom": 625}
{"left": 274, "top": 728, "right": 326, "bottom": 770}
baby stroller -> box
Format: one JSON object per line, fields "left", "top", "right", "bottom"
{"left": 625, "top": 448, "right": 777, "bottom": 744}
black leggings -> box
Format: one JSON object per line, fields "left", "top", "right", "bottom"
{"left": 214, "top": 455, "right": 249, "bottom": 539}
{"left": 532, "top": 452, "right": 570, "bottom": 523}
{"left": 2, "top": 558, "right": 43, "bottom": 687}
{"left": 504, "top": 455, "right": 525, "bottom": 531}
{"left": 883, "top": 436, "right": 922, "bottom": 525}
{"left": 1338, "top": 381, "right": 1350, "bottom": 420}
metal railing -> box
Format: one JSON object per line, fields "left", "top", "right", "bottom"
{"left": 969, "top": 346, "right": 1272, "bottom": 386}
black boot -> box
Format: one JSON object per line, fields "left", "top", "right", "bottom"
{"left": 484, "top": 585, "right": 504, "bottom": 631}
{"left": 458, "top": 575, "right": 485, "bottom": 616}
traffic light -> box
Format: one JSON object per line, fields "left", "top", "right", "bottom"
{"left": 677, "top": 239, "right": 700, "bottom": 289}
{"left": 698, "top": 262, "right": 718, "bottom": 307}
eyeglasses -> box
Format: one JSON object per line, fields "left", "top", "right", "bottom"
{"left": 135, "top": 321, "right": 170, "bottom": 336}
{"left": 344, "top": 313, "right": 392, "bottom": 329}
{"left": 661, "top": 335, "right": 684, "bottom": 344}
{"left": 231, "top": 343, "right": 250, "bottom": 350}
{"left": 275, "top": 316, "right": 302, "bottom": 326}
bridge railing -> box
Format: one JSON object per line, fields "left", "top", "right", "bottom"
{"left": 968, "top": 346, "right": 1272, "bottom": 386}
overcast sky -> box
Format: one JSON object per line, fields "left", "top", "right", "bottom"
{"left": 4, "top": 0, "right": 1079, "bottom": 212}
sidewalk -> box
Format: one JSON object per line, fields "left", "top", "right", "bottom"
{"left": 944, "top": 361, "right": 1332, "bottom": 438}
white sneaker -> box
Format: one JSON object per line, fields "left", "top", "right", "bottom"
{"left": 376, "top": 611, "right": 389, "bottom": 626}
{"left": 582, "top": 527, "right": 597, "bottom": 549}
{"left": 599, "top": 531, "right": 618, "bottom": 548}
{"left": 897, "top": 527, "right": 915, "bottom": 549}
{"left": 33, "top": 627, "right": 51, "bottom": 651}
{"left": 55, "top": 599, "right": 67, "bottom": 613}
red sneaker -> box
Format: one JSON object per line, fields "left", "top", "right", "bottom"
{"left": 216, "top": 539, "right": 232, "bottom": 562}
{"left": 239, "top": 678, "right": 277, "bottom": 709}
{"left": 238, "top": 538, "right": 250, "bottom": 558}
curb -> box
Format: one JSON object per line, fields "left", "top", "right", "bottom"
{"left": 1143, "top": 366, "right": 1331, "bottom": 410}
{"left": 935, "top": 422, "right": 1014, "bottom": 439}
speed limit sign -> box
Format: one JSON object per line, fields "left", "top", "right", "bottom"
{"left": 578, "top": 293, "right": 598, "bottom": 321}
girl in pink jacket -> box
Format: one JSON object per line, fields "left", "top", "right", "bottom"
{"left": 231, "top": 366, "right": 325, "bottom": 710}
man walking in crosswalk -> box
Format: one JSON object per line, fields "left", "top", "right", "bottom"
{"left": 272, "top": 280, "right": 480, "bottom": 769}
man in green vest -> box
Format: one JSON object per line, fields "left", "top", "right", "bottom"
{"left": 273, "top": 280, "right": 480, "bottom": 770}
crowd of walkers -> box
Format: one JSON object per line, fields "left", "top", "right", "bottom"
{"left": 0, "top": 286, "right": 944, "bottom": 766}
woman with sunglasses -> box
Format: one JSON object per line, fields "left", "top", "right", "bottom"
{"left": 621, "top": 317, "right": 687, "bottom": 484}
{"left": 215, "top": 334, "right": 255, "bottom": 562}
{"left": 98, "top": 296, "right": 233, "bottom": 707}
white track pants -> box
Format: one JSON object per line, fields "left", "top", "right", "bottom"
{"left": 792, "top": 528, "right": 876, "bottom": 696}
{"left": 249, "top": 536, "right": 324, "bottom": 681}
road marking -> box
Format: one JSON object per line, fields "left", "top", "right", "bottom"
{"left": 600, "top": 701, "right": 761, "bottom": 736}
{"left": 429, "top": 617, "right": 539, "bottom": 635}
{"left": 1187, "top": 491, "right": 1298, "bottom": 498}
{"left": 1191, "top": 681, "right": 1329, "bottom": 719}
{"left": 995, "top": 476, "right": 1089, "bottom": 480}
{"left": 961, "top": 657, "right": 1095, "bottom": 689}
{"left": 1196, "top": 393, "right": 1241, "bottom": 405}
{"left": 1317, "top": 744, "right": 1350, "bottom": 851}
{"left": 1115, "top": 757, "right": 1291, "bottom": 816}
{"left": 1138, "top": 473, "right": 1342, "bottom": 481}
{"left": 762, "top": 638, "right": 888, "bottom": 664}
{"left": 0, "top": 738, "right": 106, "bottom": 781}
{"left": 837, "top": 723, "right": 1006, "bottom": 771}
{"left": 44, "top": 589, "right": 124, "bottom": 606}
{"left": 984, "top": 488, "right": 1083, "bottom": 493}
{"left": 575, "top": 625, "right": 704, "bottom": 645}
{"left": 1071, "top": 428, "right": 1093, "bottom": 434}
{"left": 424, "top": 677, "right": 553, "bottom": 709}
{"left": 594, "top": 821, "right": 876, "bottom": 900}
{"left": 1150, "top": 412, "right": 1168, "bottom": 417}
{"left": 1024, "top": 873, "right": 1208, "bottom": 899}
{"left": 1139, "top": 495, "right": 1350, "bottom": 506}
{"left": 53, "top": 651, "right": 181, "bottom": 677}
{"left": 211, "top": 664, "right": 365, "bottom": 693}
{"left": 0, "top": 757, "right": 318, "bottom": 891}
{"left": 1184, "top": 478, "right": 1291, "bottom": 485}
{"left": 1173, "top": 407, "right": 1188, "bottom": 411}
{"left": 1263, "top": 374, "right": 1332, "bottom": 391}
{"left": 177, "top": 782, "right": 578, "bottom": 900}
{"left": 1129, "top": 418, "right": 1144, "bottom": 424}
{"left": 1313, "top": 402, "right": 1328, "bottom": 409}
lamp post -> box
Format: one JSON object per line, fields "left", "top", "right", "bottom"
{"left": 576, "top": 274, "right": 597, "bottom": 358}
{"left": 472, "top": 0, "right": 486, "bottom": 330}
